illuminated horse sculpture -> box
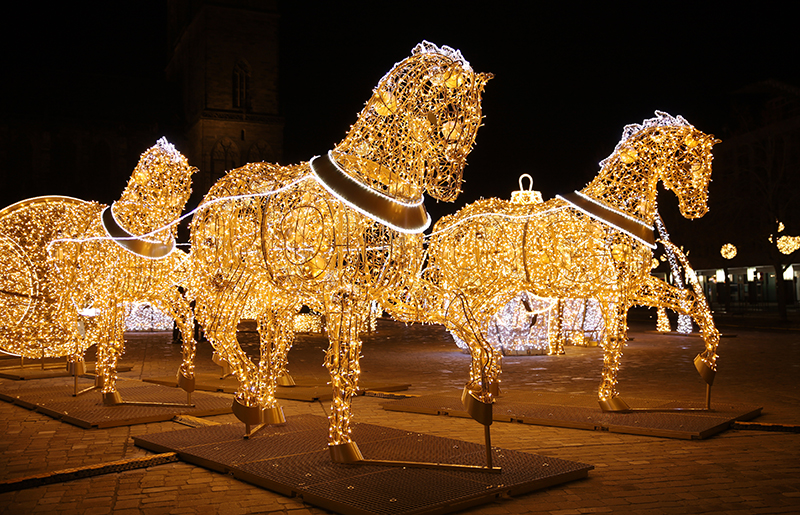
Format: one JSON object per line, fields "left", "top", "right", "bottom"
{"left": 412, "top": 112, "right": 720, "bottom": 415}
{"left": 0, "top": 139, "right": 199, "bottom": 404}
{"left": 188, "top": 42, "right": 490, "bottom": 462}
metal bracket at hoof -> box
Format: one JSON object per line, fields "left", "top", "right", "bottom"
{"left": 102, "top": 391, "right": 124, "bottom": 405}
{"left": 177, "top": 373, "right": 196, "bottom": 393}
{"left": 599, "top": 396, "right": 631, "bottom": 412}
{"left": 233, "top": 399, "right": 285, "bottom": 438}
{"left": 694, "top": 355, "right": 716, "bottom": 385}
{"left": 277, "top": 373, "right": 296, "bottom": 387}
{"left": 329, "top": 441, "right": 364, "bottom": 463}
{"left": 66, "top": 361, "right": 86, "bottom": 376}
{"left": 461, "top": 386, "right": 493, "bottom": 426}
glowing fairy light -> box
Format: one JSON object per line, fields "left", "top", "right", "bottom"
{"left": 777, "top": 235, "right": 800, "bottom": 255}
{"left": 654, "top": 212, "right": 692, "bottom": 334}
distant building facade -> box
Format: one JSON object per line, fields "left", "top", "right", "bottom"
{"left": 0, "top": 0, "right": 283, "bottom": 210}
{"left": 167, "top": 0, "right": 283, "bottom": 198}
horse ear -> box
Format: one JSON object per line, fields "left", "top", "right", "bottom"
{"left": 477, "top": 72, "right": 494, "bottom": 87}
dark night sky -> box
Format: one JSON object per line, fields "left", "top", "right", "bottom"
{"left": 3, "top": 1, "right": 798, "bottom": 222}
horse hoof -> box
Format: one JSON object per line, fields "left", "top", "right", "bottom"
{"left": 461, "top": 386, "right": 493, "bottom": 426}
{"left": 599, "top": 396, "right": 630, "bottom": 412}
{"left": 232, "top": 398, "right": 263, "bottom": 425}
{"left": 694, "top": 355, "right": 716, "bottom": 385}
{"left": 177, "top": 373, "right": 196, "bottom": 393}
{"left": 329, "top": 441, "right": 363, "bottom": 463}
{"left": 277, "top": 373, "right": 296, "bottom": 387}
{"left": 102, "top": 391, "right": 123, "bottom": 405}
{"left": 262, "top": 406, "right": 286, "bottom": 425}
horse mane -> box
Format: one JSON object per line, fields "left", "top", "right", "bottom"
{"left": 411, "top": 40, "right": 472, "bottom": 71}
{"left": 599, "top": 111, "right": 692, "bottom": 169}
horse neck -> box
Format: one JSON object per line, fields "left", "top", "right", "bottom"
{"left": 112, "top": 190, "right": 180, "bottom": 241}
{"left": 579, "top": 152, "right": 661, "bottom": 226}
{"left": 332, "top": 116, "right": 425, "bottom": 203}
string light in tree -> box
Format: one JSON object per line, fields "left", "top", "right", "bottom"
{"left": 720, "top": 243, "right": 737, "bottom": 260}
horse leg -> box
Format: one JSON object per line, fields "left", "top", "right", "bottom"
{"left": 254, "top": 304, "right": 294, "bottom": 426}
{"left": 95, "top": 300, "right": 125, "bottom": 405}
{"left": 636, "top": 275, "right": 719, "bottom": 392}
{"left": 598, "top": 300, "right": 631, "bottom": 412}
{"left": 325, "top": 292, "right": 369, "bottom": 462}
{"left": 154, "top": 290, "right": 197, "bottom": 404}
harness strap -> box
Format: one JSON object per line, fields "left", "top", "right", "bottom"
{"left": 310, "top": 152, "right": 430, "bottom": 234}
{"left": 557, "top": 192, "right": 656, "bottom": 248}
{"left": 101, "top": 207, "right": 175, "bottom": 259}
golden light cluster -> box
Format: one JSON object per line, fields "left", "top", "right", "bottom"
{"left": 187, "top": 42, "right": 490, "bottom": 452}
{"left": 0, "top": 139, "right": 199, "bottom": 402}
{"left": 406, "top": 112, "right": 721, "bottom": 411}
{"left": 777, "top": 235, "right": 800, "bottom": 255}
{"left": 720, "top": 243, "right": 737, "bottom": 259}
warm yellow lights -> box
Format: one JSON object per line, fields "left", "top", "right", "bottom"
{"left": 398, "top": 112, "right": 720, "bottom": 412}
{"left": 777, "top": 235, "right": 800, "bottom": 255}
{"left": 720, "top": 243, "right": 737, "bottom": 259}
{"left": 0, "top": 140, "right": 199, "bottom": 402}
{"left": 187, "top": 42, "right": 490, "bottom": 449}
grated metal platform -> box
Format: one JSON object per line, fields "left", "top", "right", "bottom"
{"left": 0, "top": 376, "right": 231, "bottom": 428}
{"left": 143, "top": 373, "right": 410, "bottom": 402}
{"left": 382, "top": 391, "right": 762, "bottom": 440}
{"left": 134, "top": 414, "right": 592, "bottom": 515}
{"left": 0, "top": 363, "right": 132, "bottom": 380}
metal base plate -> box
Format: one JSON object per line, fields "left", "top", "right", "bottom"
{"left": 0, "top": 364, "right": 133, "bottom": 380}
{"left": 0, "top": 376, "right": 231, "bottom": 428}
{"left": 383, "top": 391, "right": 763, "bottom": 440}
{"left": 143, "top": 373, "right": 410, "bottom": 402}
{"left": 133, "top": 414, "right": 592, "bottom": 515}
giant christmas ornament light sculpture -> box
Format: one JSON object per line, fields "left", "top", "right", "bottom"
{"left": 188, "top": 42, "right": 491, "bottom": 462}
{"left": 417, "top": 112, "right": 720, "bottom": 413}
{"left": 0, "top": 139, "right": 199, "bottom": 403}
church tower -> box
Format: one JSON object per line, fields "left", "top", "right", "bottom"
{"left": 167, "top": 0, "right": 283, "bottom": 196}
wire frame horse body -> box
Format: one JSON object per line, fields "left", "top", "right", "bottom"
{"left": 0, "top": 140, "right": 198, "bottom": 403}
{"left": 188, "top": 42, "right": 491, "bottom": 457}
{"left": 424, "top": 112, "right": 720, "bottom": 412}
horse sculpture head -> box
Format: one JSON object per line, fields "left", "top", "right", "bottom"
{"left": 601, "top": 111, "right": 719, "bottom": 218}
{"left": 333, "top": 41, "right": 492, "bottom": 204}
{"left": 111, "top": 138, "right": 196, "bottom": 243}
{"left": 597, "top": 111, "right": 718, "bottom": 221}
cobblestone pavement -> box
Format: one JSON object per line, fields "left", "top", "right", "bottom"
{"left": 1, "top": 309, "right": 798, "bottom": 514}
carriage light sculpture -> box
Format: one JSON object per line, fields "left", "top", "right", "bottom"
{"left": 0, "top": 139, "right": 199, "bottom": 404}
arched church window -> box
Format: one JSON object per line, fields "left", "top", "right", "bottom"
{"left": 247, "top": 140, "right": 274, "bottom": 163}
{"left": 210, "top": 138, "right": 240, "bottom": 183}
{"left": 233, "top": 60, "right": 251, "bottom": 110}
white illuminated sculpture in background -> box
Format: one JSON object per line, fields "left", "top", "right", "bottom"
{"left": 0, "top": 140, "right": 198, "bottom": 403}
{"left": 446, "top": 176, "right": 606, "bottom": 356}
{"left": 124, "top": 302, "right": 174, "bottom": 331}
{"left": 402, "top": 112, "right": 721, "bottom": 415}
{"left": 654, "top": 213, "right": 693, "bottom": 333}
{"left": 188, "top": 42, "right": 491, "bottom": 466}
